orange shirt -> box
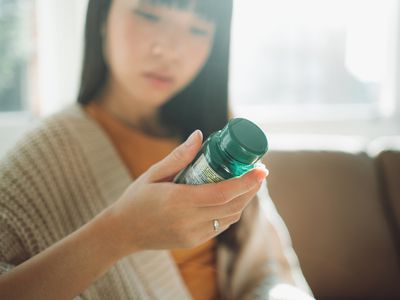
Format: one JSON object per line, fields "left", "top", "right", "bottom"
{"left": 85, "top": 102, "right": 219, "bottom": 300}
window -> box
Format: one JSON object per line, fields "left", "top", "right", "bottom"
{"left": 0, "top": 0, "right": 36, "bottom": 113}
{"left": 230, "top": 0, "right": 397, "bottom": 121}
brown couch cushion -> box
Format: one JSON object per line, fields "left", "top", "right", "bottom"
{"left": 263, "top": 150, "right": 400, "bottom": 300}
{"left": 375, "top": 150, "right": 400, "bottom": 235}
{"left": 369, "top": 137, "right": 400, "bottom": 244}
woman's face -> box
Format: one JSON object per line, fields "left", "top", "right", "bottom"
{"left": 104, "top": 0, "right": 216, "bottom": 109}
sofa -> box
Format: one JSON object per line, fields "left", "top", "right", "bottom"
{"left": 262, "top": 136, "right": 400, "bottom": 300}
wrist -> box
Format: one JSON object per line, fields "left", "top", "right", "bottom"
{"left": 96, "top": 206, "right": 141, "bottom": 258}
{"left": 87, "top": 208, "right": 131, "bottom": 263}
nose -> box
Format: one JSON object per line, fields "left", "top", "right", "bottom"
{"left": 151, "top": 27, "right": 185, "bottom": 62}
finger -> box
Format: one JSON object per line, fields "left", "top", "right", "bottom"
{"left": 199, "top": 224, "right": 231, "bottom": 243}
{"left": 203, "top": 215, "right": 238, "bottom": 237}
{"left": 200, "top": 184, "right": 260, "bottom": 219}
{"left": 209, "top": 225, "right": 230, "bottom": 237}
{"left": 188, "top": 218, "right": 235, "bottom": 247}
{"left": 177, "top": 218, "right": 229, "bottom": 248}
{"left": 144, "top": 130, "right": 203, "bottom": 183}
{"left": 188, "top": 167, "right": 267, "bottom": 207}
{"left": 218, "top": 213, "right": 242, "bottom": 228}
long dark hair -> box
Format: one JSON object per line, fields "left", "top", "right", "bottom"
{"left": 77, "top": 0, "right": 237, "bottom": 247}
{"left": 77, "top": 0, "right": 233, "bottom": 142}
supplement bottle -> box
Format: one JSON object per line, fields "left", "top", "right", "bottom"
{"left": 173, "top": 118, "right": 268, "bottom": 185}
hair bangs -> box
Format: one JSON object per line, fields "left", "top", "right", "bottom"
{"left": 141, "top": 0, "right": 219, "bottom": 21}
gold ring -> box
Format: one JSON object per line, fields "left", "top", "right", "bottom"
{"left": 213, "top": 219, "right": 220, "bottom": 232}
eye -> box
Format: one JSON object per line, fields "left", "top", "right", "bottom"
{"left": 190, "top": 27, "right": 210, "bottom": 36}
{"left": 134, "top": 10, "right": 160, "bottom": 22}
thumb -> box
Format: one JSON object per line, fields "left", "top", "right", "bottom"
{"left": 145, "top": 130, "right": 203, "bottom": 182}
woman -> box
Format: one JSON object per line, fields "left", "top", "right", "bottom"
{"left": 0, "top": 0, "right": 314, "bottom": 299}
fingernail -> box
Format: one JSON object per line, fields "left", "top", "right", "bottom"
{"left": 255, "top": 164, "right": 269, "bottom": 177}
{"left": 257, "top": 169, "right": 268, "bottom": 183}
{"left": 185, "top": 130, "right": 201, "bottom": 148}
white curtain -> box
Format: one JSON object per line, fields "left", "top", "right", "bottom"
{"left": 35, "top": 0, "right": 88, "bottom": 116}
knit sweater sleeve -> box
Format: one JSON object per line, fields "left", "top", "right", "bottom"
{"left": 0, "top": 219, "right": 20, "bottom": 275}
{"left": 0, "top": 109, "right": 128, "bottom": 300}
{"left": 0, "top": 150, "right": 36, "bottom": 275}
{"left": 227, "top": 180, "right": 315, "bottom": 300}
{"left": 0, "top": 115, "right": 91, "bottom": 276}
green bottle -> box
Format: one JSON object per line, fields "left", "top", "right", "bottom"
{"left": 173, "top": 118, "right": 268, "bottom": 185}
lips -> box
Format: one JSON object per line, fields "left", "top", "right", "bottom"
{"left": 142, "top": 71, "right": 174, "bottom": 88}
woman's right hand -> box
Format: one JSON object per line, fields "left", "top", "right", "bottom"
{"left": 0, "top": 130, "right": 267, "bottom": 300}
{"left": 107, "top": 130, "right": 268, "bottom": 257}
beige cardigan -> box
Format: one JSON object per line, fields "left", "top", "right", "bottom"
{"left": 0, "top": 104, "right": 314, "bottom": 299}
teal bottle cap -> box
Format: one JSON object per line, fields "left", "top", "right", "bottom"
{"left": 219, "top": 118, "right": 268, "bottom": 164}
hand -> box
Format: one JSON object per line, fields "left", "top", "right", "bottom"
{"left": 107, "top": 130, "right": 268, "bottom": 256}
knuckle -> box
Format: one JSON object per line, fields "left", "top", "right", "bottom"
{"left": 227, "top": 207, "right": 236, "bottom": 216}
{"left": 228, "top": 201, "right": 240, "bottom": 215}
{"left": 147, "top": 163, "right": 158, "bottom": 174}
{"left": 215, "top": 185, "right": 228, "bottom": 204}
{"left": 177, "top": 185, "right": 197, "bottom": 207}
{"left": 168, "top": 185, "right": 182, "bottom": 200}
{"left": 244, "top": 175, "right": 257, "bottom": 192}
{"left": 171, "top": 147, "right": 185, "bottom": 162}
{"left": 234, "top": 212, "right": 242, "bottom": 223}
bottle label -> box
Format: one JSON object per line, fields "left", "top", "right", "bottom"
{"left": 179, "top": 153, "right": 224, "bottom": 185}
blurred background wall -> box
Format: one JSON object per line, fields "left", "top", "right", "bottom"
{"left": 1, "top": 0, "right": 400, "bottom": 155}
{"left": 0, "top": 0, "right": 86, "bottom": 154}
